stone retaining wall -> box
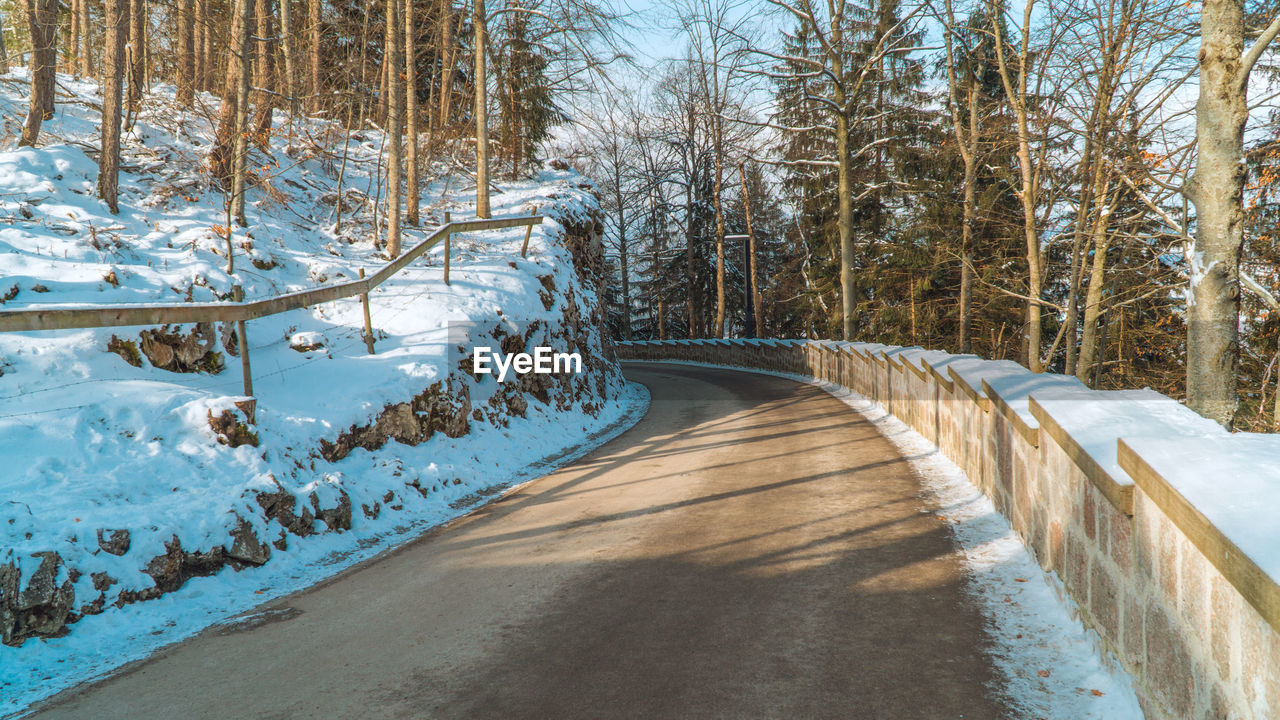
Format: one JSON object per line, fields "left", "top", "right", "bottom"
{"left": 618, "top": 339, "right": 1280, "bottom": 720}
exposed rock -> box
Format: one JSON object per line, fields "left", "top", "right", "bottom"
{"left": 144, "top": 536, "right": 226, "bottom": 594}
{"left": 255, "top": 484, "right": 316, "bottom": 537}
{"left": 91, "top": 572, "right": 118, "bottom": 592}
{"left": 1, "top": 553, "right": 77, "bottom": 646}
{"left": 208, "top": 408, "right": 259, "bottom": 448}
{"left": 138, "top": 324, "right": 224, "bottom": 373}
{"left": 97, "top": 528, "right": 131, "bottom": 556}
{"left": 311, "top": 491, "right": 352, "bottom": 532}
{"left": 225, "top": 517, "right": 272, "bottom": 566}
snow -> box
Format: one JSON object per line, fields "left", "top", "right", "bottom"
{"left": 1029, "top": 387, "right": 1225, "bottom": 488}
{"left": 640, "top": 359, "right": 1145, "bottom": 719}
{"left": 0, "top": 70, "right": 643, "bottom": 714}
{"left": 827, "top": 383, "right": 1145, "bottom": 720}
{"left": 1120, "top": 433, "right": 1280, "bottom": 588}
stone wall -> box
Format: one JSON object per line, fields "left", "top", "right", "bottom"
{"left": 618, "top": 339, "right": 1280, "bottom": 720}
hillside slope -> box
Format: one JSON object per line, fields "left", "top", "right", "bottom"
{"left": 0, "top": 71, "right": 642, "bottom": 715}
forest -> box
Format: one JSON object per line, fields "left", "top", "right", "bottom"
{"left": 3, "top": 0, "right": 1280, "bottom": 430}
{"left": 569, "top": 0, "right": 1280, "bottom": 433}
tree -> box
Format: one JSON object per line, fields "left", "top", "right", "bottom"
{"left": 759, "top": 0, "right": 929, "bottom": 340}
{"left": 99, "top": 0, "right": 129, "bottom": 213}
{"left": 177, "top": 0, "right": 195, "bottom": 104}
{"left": 20, "top": 0, "right": 59, "bottom": 147}
{"left": 1184, "top": 1, "right": 1280, "bottom": 427}
{"left": 405, "top": 0, "right": 420, "bottom": 225}
{"left": 475, "top": 0, "right": 492, "bottom": 218}
{"left": 385, "top": 0, "right": 404, "bottom": 254}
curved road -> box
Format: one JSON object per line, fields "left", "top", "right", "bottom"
{"left": 30, "top": 363, "right": 1010, "bottom": 719}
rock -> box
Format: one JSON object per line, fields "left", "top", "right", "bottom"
{"left": 141, "top": 333, "right": 175, "bottom": 368}
{"left": 375, "top": 403, "right": 421, "bottom": 445}
{"left": 97, "top": 528, "right": 131, "bottom": 556}
{"left": 17, "top": 552, "right": 60, "bottom": 611}
{"left": 91, "top": 572, "right": 118, "bottom": 592}
{"left": 208, "top": 409, "right": 259, "bottom": 448}
{"left": 311, "top": 491, "right": 352, "bottom": 532}
{"left": 145, "top": 537, "right": 226, "bottom": 594}
{"left": 0, "top": 553, "right": 77, "bottom": 645}
{"left": 174, "top": 333, "right": 207, "bottom": 366}
{"left": 225, "top": 517, "right": 272, "bottom": 566}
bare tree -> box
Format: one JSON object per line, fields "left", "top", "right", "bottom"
{"left": 20, "top": 0, "right": 59, "bottom": 147}
{"left": 756, "top": 0, "right": 928, "bottom": 340}
{"left": 177, "top": 0, "right": 195, "bottom": 103}
{"left": 475, "top": 0, "right": 492, "bottom": 218}
{"left": 308, "top": 0, "right": 323, "bottom": 110}
{"left": 385, "top": 0, "right": 404, "bottom": 254}
{"left": 99, "top": 0, "right": 128, "bottom": 213}
{"left": 405, "top": 0, "right": 420, "bottom": 225}
{"left": 126, "top": 0, "right": 147, "bottom": 129}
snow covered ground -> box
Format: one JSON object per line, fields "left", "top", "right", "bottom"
{"left": 0, "top": 69, "right": 642, "bottom": 715}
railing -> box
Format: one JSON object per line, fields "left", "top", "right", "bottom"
{"left": 0, "top": 214, "right": 543, "bottom": 420}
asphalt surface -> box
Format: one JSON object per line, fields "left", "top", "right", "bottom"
{"left": 28, "top": 362, "right": 1009, "bottom": 720}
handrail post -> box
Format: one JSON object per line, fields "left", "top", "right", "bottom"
{"left": 232, "top": 284, "right": 256, "bottom": 423}
{"left": 520, "top": 222, "right": 533, "bottom": 258}
{"left": 359, "top": 268, "right": 376, "bottom": 354}
{"left": 443, "top": 211, "right": 452, "bottom": 285}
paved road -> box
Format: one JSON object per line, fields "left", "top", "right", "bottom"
{"left": 30, "top": 363, "right": 1009, "bottom": 720}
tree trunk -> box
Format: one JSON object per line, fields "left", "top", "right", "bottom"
{"left": 176, "top": 0, "right": 194, "bottom": 103}
{"left": 738, "top": 161, "right": 762, "bottom": 338}
{"left": 958, "top": 81, "right": 978, "bottom": 354}
{"left": 196, "top": 0, "right": 210, "bottom": 92}
{"left": 473, "top": 0, "right": 490, "bottom": 218}
{"left": 836, "top": 110, "right": 854, "bottom": 341}
{"left": 252, "top": 0, "right": 276, "bottom": 139}
{"left": 279, "top": 0, "right": 298, "bottom": 118}
{"left": 686, "top": 154, "right": 698, "bottom": 338}
{"left": 212, "top": 0, "right": 253, "bottom": 195}
{"left": 1184, "top": 0, "right": 1264, "bottom": 427}
{"left": 230, "top": 0, "right": 254, "bottom": 227}
{"left": 991, "top": 0, "right": 1043, "bottom": 372}
{"left": 1076, "top": 175, "right": 1116, "bottom": 384}
{"left": 712, "top": 120, "right": 726, "bottom": 338}
{"left": 0, "top": 8, "right": 9, "bottom": 75}
{"left": 404, "top": 0, "right": 419, "bottom": 225}
{"left": 384, "top": 0, "right": 403, "bottom": 256}
{"left": 20, "top": 0, "right": 59, "bottom": 147}
{"left": 79, "top": 0, "right": 94, "bottom": 76}
{"left": 614, "top": 164, "right": 630, "bottom": 340}
{"left": 71, "top": 0, "right": 81, "bottom": 77}
{"left": 99, "top": 0, "right": 127, "bottom": 213}
{"left": 308, "top": 0, "right": 321, "bottom": 111}
{"left": 436, "top": 0, "right": 455, "bottom": 129}
{"left": 125, "top": 0, "right": 146, "bottom": 129}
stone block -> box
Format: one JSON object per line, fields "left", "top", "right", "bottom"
{"left": 1145, "top": 605, "right": 1197, "bottom": 719}
{"left": 1108, "top": 508, "right": 1134, "bottom": 575}
{"left": 1091, "top": 565, "right": 1122, "bottom": 640}
{"left": 1178, "top": 547, "right": 1208, "bottom": 636}
{"left": 1049, "top": 520, "right": 1065, "bottom": 573}
{"left": 1241, "top": 611, "right": 1280, "bottom": 712}
{"left": 1124, "top": 593, "right": 1146, "bottom": 671}
{"left": 1158, "top": 522, "right": 1181, "bottom": 604}
{"left": 1209, "top": 574, "right": 1237, "bottom": 686}
{"left": 1083, "top": 487, "right": 1099, "bottom": 542}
